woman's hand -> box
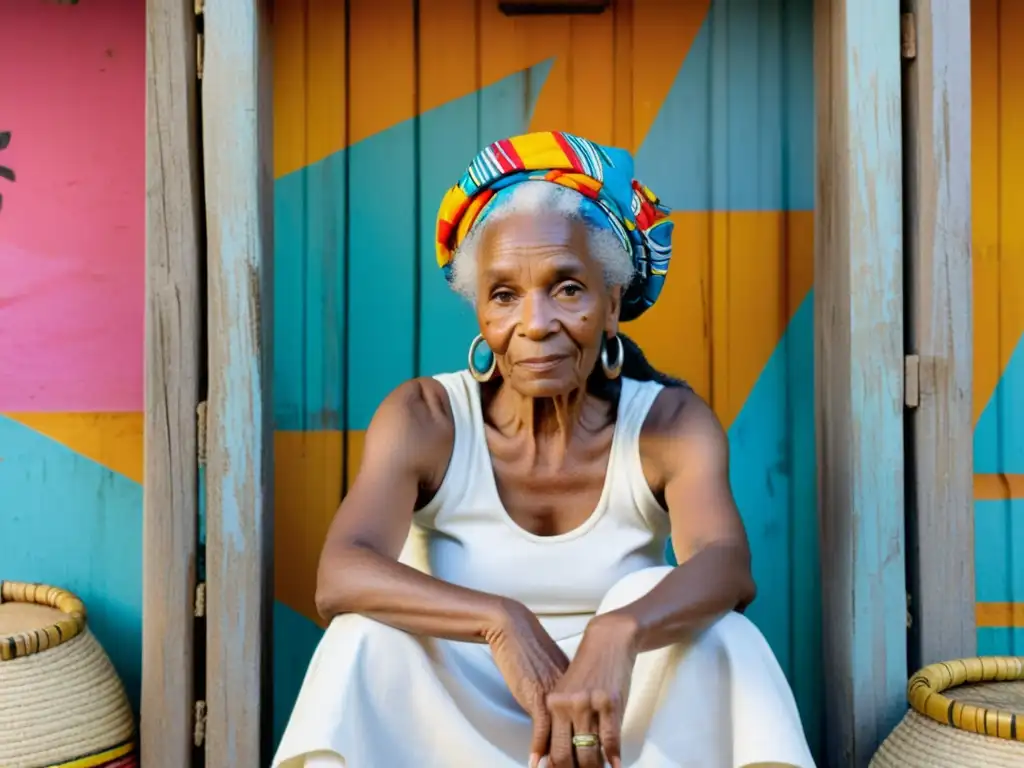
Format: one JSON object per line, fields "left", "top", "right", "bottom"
{"left": 544, "top": 614, "right": 637, "bottom": 768}
{"left": 486, "top": 601, "right": 571, "bottom": 766}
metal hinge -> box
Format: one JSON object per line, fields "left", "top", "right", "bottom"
{"left": 194, "top": 581, "right": 206, "bottom": 618}
{"left": 195, "top": 0, "right": 205, "bottom": 80}
{"left": 901, "top": 13, "right": 917, "bottom": 60}
{"left": 904, "top": 354, "right": 920, "bottom": 409}
{"left": 197, "top": 401, "right": 208, "bottom": 466}
{"left": 194, "top": 699, "right": 207, "bottom": 747}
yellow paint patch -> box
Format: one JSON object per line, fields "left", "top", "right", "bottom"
{"left": 274, "top": 430, "right": 344, "bottom": 625}
{"left": 974, "top": 474, "right": 1024, "bottom": 501}
{"left": 3, "top": 412, "right": 143, "bottom": 483}
{"left": 627, "top": 210, "right": 813, "bottom": 428}
{"left": 977, "top": 602, "right": 1024, "bottom": 628}
{"left": 274, "top": 0, "right": 711, "bottom": 178}
{"left": 972, "top": 0, "right": 1024, "bottom": 422}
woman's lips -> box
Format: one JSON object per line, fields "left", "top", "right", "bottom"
{"left": 516, "top": 355, "right": 569, "bottom": 371}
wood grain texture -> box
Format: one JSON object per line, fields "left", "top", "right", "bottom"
{"left": 814, "top": 1, "right": 908, "bottom": 765}
{"left": 901, "top": 0, "right": 975, "bottom": 672}
{"left": 201, "top": 0, "right": 275, "bottom": 764}
{"left": 142, "top": 0, "right": 202, "bottom": 765}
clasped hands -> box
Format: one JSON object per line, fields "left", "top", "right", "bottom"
{"left": 488, "top": 601, "right": 637, "bottom": 768}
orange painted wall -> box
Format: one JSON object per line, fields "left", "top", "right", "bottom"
{"left": 971, "top": 0, "right": 1024, "bottom": 652}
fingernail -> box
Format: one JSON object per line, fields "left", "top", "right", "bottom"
{"left": 529, "top": 753, "right": 539, "bottom": 768}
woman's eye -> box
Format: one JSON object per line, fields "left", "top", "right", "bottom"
{"left": 559, "top": 283, "right": 583, "bottom": 297}
{"left": 492, "top": 290, "right": 516, "bottom": 304}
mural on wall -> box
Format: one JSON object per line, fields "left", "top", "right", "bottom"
{"left": 0, "top": 0, "right": 146, "bottom": 714}
{"left": 971, "top": 0, "right": 1024, "bottom": 655}
{"left": 270, "top": 0, "right": 821, "bottom": 755}
{"left": 0, "top": 131, "right": 13, "bottom": 211}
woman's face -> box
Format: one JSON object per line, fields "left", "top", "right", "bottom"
{"left": 474, "top": 210, "right": 620, "bottom": 398}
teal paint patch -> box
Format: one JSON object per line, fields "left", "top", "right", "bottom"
{"left": 346, "top": 120, "right": 418, "bottom": 432}
{"left": 974, "top": 333, "right": 1024, "bottom": 473}
{"left": 727, "top": 291, "right": 821, "bottom": 758}
{"left": 272, "top": 600, "right": 325, "bottom": 751}
{"left": 273, "top": 63, "right": 552, "bottom": 432}
{"left": 978, "top": 627, "right": 1024, "bottom": 656}
{"left": 635, "top": 0, "right": 814, "bottom": 212}
{"left": 274, "top": 155, "right": 347, "bottom": 431}
{"left": 0, "top": 415, "right": 142, "bottom": 716}
{"left": 974, "top": 498, "right": 1024, "bottom": 604}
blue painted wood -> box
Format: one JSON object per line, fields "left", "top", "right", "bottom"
{"left": 730, "top": 293, "right": 821, "bottom": 757}
{"left": 346, "top": 121, "right": 418, "bottom": 433}
{"left": 973, "top": 326, "right": 1024, "bottom": 657}
{"left": 201, "top": 0, "right": 274, "bottom": 762}
{"left": 274, "top": 153, "right": 348, "bottom": 432}
{"left": 975, "top": 498, "right": 1024, "bottom": 603}
{"left": 636, "top": 0, "right": 815, "bottom": 212}
{"left": 974, "top": 337, "right": 1024, "bottom": 474}
{"left": 814, "top": 0, "right": 907, "bottom": 763}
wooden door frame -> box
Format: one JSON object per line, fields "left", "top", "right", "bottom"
{"left": 814, "top": 0, "right": 973, "bottom": 764}
{"left": 143, "top": 0, "right": 274, "bottom": 765}
{"left": 200, "top": 0, "right": 275, "bottom": 765}
{"left": 142, "top": 0, "right": 203, "bottom": 765}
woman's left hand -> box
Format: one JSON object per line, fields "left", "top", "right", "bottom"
{"left": 542, "top": 614, "right": 637, "bottom": 768}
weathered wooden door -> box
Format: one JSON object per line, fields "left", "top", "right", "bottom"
{"left": 270, "top": 0, "right": 821, "bottom": 755}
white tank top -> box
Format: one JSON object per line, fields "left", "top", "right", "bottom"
{"left": 399, "top": 370, "right": 672, "bottom": 639}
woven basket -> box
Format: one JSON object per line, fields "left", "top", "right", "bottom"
{"left": 871, "top": 656, "right": 1024, "bottom": 767}
{"left": 0, "top": 581, "right": 137, "bottom": 768}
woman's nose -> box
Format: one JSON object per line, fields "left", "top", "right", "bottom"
{"left": 519, "top": 290, "right": 557, "bottom": 339}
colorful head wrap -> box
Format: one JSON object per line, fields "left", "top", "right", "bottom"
{"left": 435, "top": 131, "right": 674, "bottom": 322}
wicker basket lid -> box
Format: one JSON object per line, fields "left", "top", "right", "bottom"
{"left": 871, "top": 656, "right": 1024, "bottom": 767}
{"left": 0, "top": 581, "right": 136, "bottom": 768}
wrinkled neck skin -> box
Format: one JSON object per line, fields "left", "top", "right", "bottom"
{"left": 485, "top": 377, "right": 612, "bottom": 464}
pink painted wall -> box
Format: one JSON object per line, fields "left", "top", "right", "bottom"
{"left": 0, "top": 0, "right": 145, "bottom": 412}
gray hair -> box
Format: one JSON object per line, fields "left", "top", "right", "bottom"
{"left": 450, "top": 181, "right": 635, "bottom": 302}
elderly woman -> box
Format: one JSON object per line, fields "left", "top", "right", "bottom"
{"left": 273, "top": 132, "right": 814, "bottom": 768}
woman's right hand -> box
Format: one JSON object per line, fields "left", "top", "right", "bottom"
{"left": 487, "top": 600, "right": 570, "bottom": 767}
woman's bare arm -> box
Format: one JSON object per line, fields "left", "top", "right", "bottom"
{"left": 314, "top": 378, "right": 521, "bottom": 643}
{"left": 588, "top": 389, "right": 756, "bottom": 652}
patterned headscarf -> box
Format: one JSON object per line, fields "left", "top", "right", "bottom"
{"left": 435, "top": 131, "right": 674, "bottom": 322}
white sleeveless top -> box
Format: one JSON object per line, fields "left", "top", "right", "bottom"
{"left": 399, "top": 370, "right": 672, "bottom": 639}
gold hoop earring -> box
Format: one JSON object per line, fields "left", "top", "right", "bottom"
{"left": 601, "top": 334, "right": 624, "bottom": 380}
{"left": 467, "top": 334, "right": 497, "bottom": 383}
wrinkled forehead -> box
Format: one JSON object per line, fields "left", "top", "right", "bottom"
{"left": 478, "top": 211, "right": 591, "bottom": 261}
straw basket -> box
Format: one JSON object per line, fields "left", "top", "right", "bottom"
{"left": 870, "top": 656, "right": 1024, "bottom": 767}
{"left": 0, "top": 581, "right": 136, "bottom": 768}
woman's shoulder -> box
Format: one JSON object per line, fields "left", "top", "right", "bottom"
{"left": 368, "top": 377, "right": 456, "bottom": 458}
{"left": 640, "top": 385, "right": 727, "bottom": 457}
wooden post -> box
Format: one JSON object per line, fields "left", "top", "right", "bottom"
{"left": 143, "top": 0, "right": 203, "bottom": 765}
{"left": 201, "top": 0, "right": 274, "bottom": 764}
{"left": 901, "top": 0, "right": 975, "bottom": 672}
{"left": 814, "top": 1, "right": 907, "bottom": 765}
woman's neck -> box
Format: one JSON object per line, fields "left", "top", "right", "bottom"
{"left": 486, "top": 381, "right": 612, "bottom": 459}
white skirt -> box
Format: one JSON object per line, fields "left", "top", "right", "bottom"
{"left": 272, "top": 566, "right": 816, "bottom": 768}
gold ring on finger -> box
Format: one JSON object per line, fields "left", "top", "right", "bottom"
{"left": 572, "top": 733, "right": 600, "bottom": 749}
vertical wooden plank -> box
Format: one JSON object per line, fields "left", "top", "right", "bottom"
{"left": 902, "top": 0, "right": 975, "bottom": 671}
{"left": 202, "top": 0, "right": 275, "bottom": 763}
{"left": 417, "top": 0, "right": 481, "bottom": 378}
{"left": 345, "top": 0, "right": 417, "bottom": 491}
{"left": 814, "top": 0, "right": 907, "bottom": 765}
{"left": 565, "top": 12, "right": 615, "bottom": 144}
{"left": 143, "top": 0, "right": 202, "bottom": 764}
